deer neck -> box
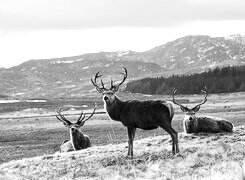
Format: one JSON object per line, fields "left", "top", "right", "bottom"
{"left": 105, "top": 95, "right": 124, "bottom": 121}
{"left": 183, "top": 115, "right": 198, "bottom": 133}
{"left": 70, "top": 128, "right": 86, "bottom": 150}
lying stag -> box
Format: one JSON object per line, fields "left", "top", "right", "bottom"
{"left": 172, "top": 88, "right": 233, "bottom": 133}
{"left": 91, "top": 67, "right": 179, "bottom": 157}
{"left": 56, "top": 105, "right": 96, "bottom": 152}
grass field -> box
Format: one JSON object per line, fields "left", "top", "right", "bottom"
{"left": 0, "top": 92, "right": 244, "bottom": 164}
{"left": 0, "top": 92, "right": 245, "bottom": 179}
{"left": 1, "top": 125, "right": 245, "bottom": 179}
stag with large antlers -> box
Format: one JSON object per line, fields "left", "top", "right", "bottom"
{"left": 56, "top": 105, "right": 96, "bottom": 152}
{"left": 172, "top": 88, "right": 233, "bottom": 133}
{"left": 91, "top": 67, "right": 179, "bottom": 157}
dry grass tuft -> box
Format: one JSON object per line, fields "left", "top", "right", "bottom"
{"left": 1, "top": 126, "right": 245, "bottom": 179}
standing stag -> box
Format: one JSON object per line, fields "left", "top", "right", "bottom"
{"left": 91, "top": 67, "right": 179, "bottom": 157}
{"left": 56, "top": 105, "right": 96, "bottom": 152}
{"left": 172, "top": 88, "right": 233, "bottom": 133}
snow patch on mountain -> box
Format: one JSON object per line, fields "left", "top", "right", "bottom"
{"left": 82, "top": 66, "right": 89, "bottom": 69}
{"left": 53, "top": 59, "right": 83, "bottom": 64}
{"left": 117, "top": 51, "right": 131, "bottom": 57}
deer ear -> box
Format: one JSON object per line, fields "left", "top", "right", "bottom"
{"left": 180, "top": 106, "right": 188, "bottom": 112}
{"left": 192, "top": 105, "right": 200, "bottom": 112}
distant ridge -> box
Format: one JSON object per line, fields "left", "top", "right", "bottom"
{"left": 0, "top": 34, "right": 245, "bottom": 99}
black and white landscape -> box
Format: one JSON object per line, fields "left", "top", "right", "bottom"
{"left": 1, "top": 1, "right": 245, "bottom": 179}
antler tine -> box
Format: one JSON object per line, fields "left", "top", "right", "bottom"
{"left": 201, "top": 86, "right": 208, "bottom": 95}
{"left": 173, "top": 88, "right": 178, "bottom": 95}
{"left": 193, "top": 88, "right": 208, "bottom": 109}
{"left": 81, "top": 103, "right": 97, "bottom": 123}
{"left": 56, "top": 115, "right": 64, "bottom": 123}
{"left": 118, "top": 67, "right": 128, "bottom": 86}
{"left": 77, "top": 110, "right": 86, "bottom": 123}
{"left": 200, "top": 88, "right": 208, "bottom": 104}
{"left": 94, "top": 71, "right": 103, "bottom": 82}
{"left": 111, "top": 67, "right": 128, "bottom": 92}
{"left": 91, "top": 72, "right": 101, "bottom": 87}
{"left": 172, "top": 88, "right": 186, "bottom": 109}
{"left": 91, "top": 71, "right": 107, "bottom": 93}
{"left": 56, "top": 107, "right": 72, "bottom": 125}
{"left": 100, "top": 79, "right": 106, "bottom": 89}
{"left": 56, "top": 107, "right": 65, "bottom": 121}
{"left": 110, "top": 79, "right": 114, "bottom": 89}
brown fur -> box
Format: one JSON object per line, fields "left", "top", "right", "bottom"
{"left": 92, "top": 68, "right": 179, "bottom": 156}
{"left": 56, "top": 107, "right": 96, "bottom": 153}
{"left": 184, "top": 116, "right": 233, "bottom": 133}
{"left": 59, "top": 134, "right": 91, "bottom": 153}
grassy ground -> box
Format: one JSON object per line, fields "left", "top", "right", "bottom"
{"left": 0, "top": 115, "right": 184, "bottom": 164}
{"left": 0, "top": 92, "right": 245, "bottom": 179}
{"left": 1, "top": 126, "right": 245, "bottom": 179}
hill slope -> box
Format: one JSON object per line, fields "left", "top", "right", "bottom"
{"left": 141, "top": 34, "right": 245, "bottom": 69}
{"left": 1, "top": 34, "right": 245, "bottom": 99}
{"left": 0, "top": 57, "right": 164, "bottom": 99}
{"left": 125, "top": 65, "right": 245, "bottom": 95}
{"left": 1, "top": 126, "right": 245, "bottom": 180}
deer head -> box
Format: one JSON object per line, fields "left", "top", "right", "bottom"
{"left": 56, "top": 104, "right": 96, "bottom": 135}
{"left": 91, "top": 67, "right": 127, "bottom": 105}
{"left": 172, "top": 88, "right": 208, "bottom": 122}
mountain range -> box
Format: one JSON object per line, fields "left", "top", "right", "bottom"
{"left": 1, "top": 34, "right": 245, "bottom": 99}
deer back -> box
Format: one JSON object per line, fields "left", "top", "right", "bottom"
{"left": 217, "top": 119, "right": 233, "bottom": 132}
{"left": 117, "top": 100, "right": 174, "bottom": 130}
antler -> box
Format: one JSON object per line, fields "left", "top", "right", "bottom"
{"left": 91, "top": 71, "right": 108, "bottom": 93}
{"left": 77, "top": 103, "right": 97, "bottom": 125}
{"left": 172, "top": 88, "right": 187, "bottom": 109}
{"left": 56, "top": 108, "right": 72, "bottom": 127}
{"left": 192, "top": 88, "right": 208, "bottom": 109}
{"left": 111, "top": 67, "right": 128, "bottom": 92}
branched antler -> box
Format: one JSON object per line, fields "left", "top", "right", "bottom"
{"left": 192, "top": 88, "right": 208, "bottom": 109}
{"left": 172, "top": 88, "right": 187, "bottom": 109}
{"left": 56, "top": 108, "right": 72, "bottom": 126}
{"left": 91, "top": 71, "right": 108, "bottom": 93}
{"left": 77, "top": 103, "right": 97, "bottom": 125}
{"left": 91, "top": 67, "right": 128, "bottom": 93}
{"left": 111, "top": 67, "right": 128, "bottom": 92}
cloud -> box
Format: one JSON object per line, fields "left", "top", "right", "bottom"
{"left": 1, "top": 0, "right": 245, "bottom": 32}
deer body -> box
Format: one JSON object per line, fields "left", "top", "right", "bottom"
{"left": 92, "top": 68, "right": 179, "bottom": 157}
{"left": 172, "top": 88, "right": 233, "bottom": 134}
{"left": 183, "top": 116, "right": 233, "bottom": 133}
{"left": 59, "top": 140, "right": 73, "bottom": 152}
{"left": 59, "top": 133, "right": 91, "bottom": 153}
{"left": 70, "top": 128, "right": 91, "bottom": 150}
{"left": 106, "top": 97, "right": 174, "bottom": 130}
{"left": 56, "top": 106, "right": 95, "bottom": 153}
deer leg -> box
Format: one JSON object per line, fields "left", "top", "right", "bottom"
{"left": 127, "top": 127, "right": 136, "bottom": 158}
{"left": 161, "top": 125, "right": 179, "bottom": 155}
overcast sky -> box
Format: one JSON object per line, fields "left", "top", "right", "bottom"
{"left": 1, "top": 0, "right": 245, "bottom": 68}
